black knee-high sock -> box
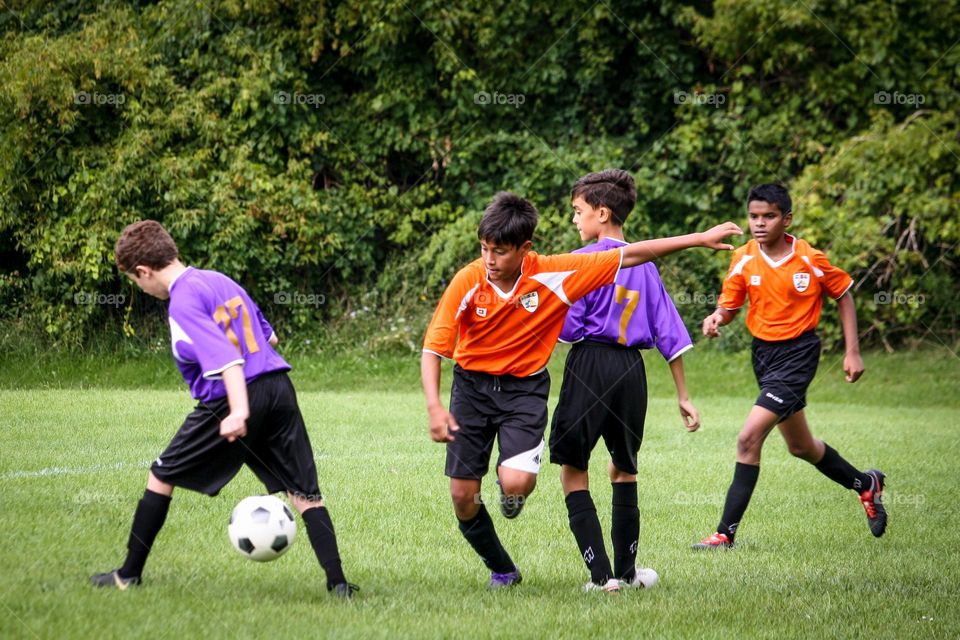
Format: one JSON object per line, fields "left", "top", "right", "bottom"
{"left": 458, "top": 505, "right": 515, "bottom": 574}
{"left": 611, "top": 482, "right": 639, "bottom": 581}
{"left": 717, "top": 463, "right": 760, "bottom": 540}
{"left": 302, "top": 506, "right": 347, "bottom": 588}
{"left": 565, "top": 491, "right": 612, "bottom": 584}
{"left": 610, "top": 482, "right": 640, "bottom": 581}
{"left": 814, "top": 443, "right": 872, "bottom": 491}
{"left": 119, "top": 489, "right": 172, "bottom": 579}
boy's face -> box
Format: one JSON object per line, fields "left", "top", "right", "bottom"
{"left": 571, "top": 196, "right": 610, "bottom": 242}
{"left": 125, "top": 266, "right": 170, "bottom": 300}
{"left": 747, "top": 200, "right": 792, "bottom": 245}
{"left": 480, "top": 239, "right": 531, "bottom": 289}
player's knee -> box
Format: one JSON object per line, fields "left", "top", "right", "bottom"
{"left": 501, "top": 476, "right": 536, "bottom": 497}
{"left": 736, "top": 431, "right": 762, "bottom": 456}
{"left": 146, "top": 471, "right": 174, "bottom": 497}
{"left": 450, "top": 485, "right": 479, "bottom": 510}
{"left": 786, "top": 441, "right": 817, "bottom": 461}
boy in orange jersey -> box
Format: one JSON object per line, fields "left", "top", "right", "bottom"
{"left": 692, "top": 184, "right": 886, "bottom": 550}
{"left": 421, "top": 191, "right": 741, "bottom": 588}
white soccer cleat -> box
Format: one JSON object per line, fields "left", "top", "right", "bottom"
{"left": 583, "top": 578, "right": 622, "bottom": 593}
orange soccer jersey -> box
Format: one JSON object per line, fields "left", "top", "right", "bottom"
{"left": 423, "top": 249, "right": 623, "bottom": 377}
{"left": 717, "top": 235, "right": 853, "bottom": 342}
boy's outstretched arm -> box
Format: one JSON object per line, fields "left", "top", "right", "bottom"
{"left": 702, "top": 308, "right": 738, "bottom": 337}
{"left": 668, "top": 356, "right": 700, "bottom": 432}
{"left": 837, "top": 292, "right": 865, "bottom": 383}
{"left": 620, "top": 222, "right": 742, "bottom": 268}
{"left": 421, "top": 352, "right": 460, "bottom": 442}
{"left": 220, "top": 364, "right": 250, "bottom": 442}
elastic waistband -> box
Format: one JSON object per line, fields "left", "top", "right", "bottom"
{"left": 454, "top": 364, "right": 547, "bottom": 381}
{"left": 752, "top": 330, "right": 819, "bottom": 348}
{"left": 571, "top": 340, "right": 640, "bottom": 351}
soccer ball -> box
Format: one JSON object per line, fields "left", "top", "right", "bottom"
{"left": 228, "top": 495, "right": 297, "bottom": 562}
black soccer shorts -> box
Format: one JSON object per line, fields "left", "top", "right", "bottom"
{"left": 549, "top": 341, "right": 647, "bottom": 475}
{"left": 751, "top": 330, "right": 821, "bottom": 421}
{"left": 444, "top": 365, "right": 550, "bottom": 480}
{"left": 150, "top": 371, "right": 322, "bottom": 500}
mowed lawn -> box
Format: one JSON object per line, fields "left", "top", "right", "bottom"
{"left": 1, "top": 348, "right": 958, "bottom": 639}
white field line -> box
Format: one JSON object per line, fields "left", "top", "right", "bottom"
{"left": 0, "top": 461, "right": 151, "bottom": 480}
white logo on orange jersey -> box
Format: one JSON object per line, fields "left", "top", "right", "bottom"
{"left": 793, "top": 272, "right": 810, "bottom": 292}
{"left": 750, "top": 275, "right": 761, "bottom": 286}
{"left": 476, "top": 307, "right": 487, "bottom": 317}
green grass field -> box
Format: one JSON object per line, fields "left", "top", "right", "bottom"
{"left": 2, "top": 347, "right": 959, "bottom": 639}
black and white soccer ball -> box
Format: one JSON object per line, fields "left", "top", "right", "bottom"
{"left": 228, "top": 495, "right": 297, "bottom": 562}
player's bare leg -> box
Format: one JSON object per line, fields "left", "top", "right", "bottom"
{"left": 497, "top": 466, "right": 537, "bottom": 518}
{"left": 779, "top": 410, "right": 888, "bottom": 537}
{"left": 451, "top": 477, "right": 519, "bottom": 587}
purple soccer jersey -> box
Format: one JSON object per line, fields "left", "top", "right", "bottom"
{"left": 559, "top": 237, "right": 693, "bottom": 362}
{"left": 167, "top": 267, "right": 290, "bottom": 402}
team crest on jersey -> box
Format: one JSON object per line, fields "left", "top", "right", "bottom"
{"left": 793, "top": 272, "right": 811, "bottom": 292}
{"left": 476, "top": 307, "right": 487, "bottom": 317}
{"left": 750, "top": 275, "right": 761, "bottom": 286}
{"left": 518, "top": 291, "right": 539, "bottom": 313}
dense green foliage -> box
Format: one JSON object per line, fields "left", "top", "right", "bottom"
{"left": 1, "top": 0, "right": 957, "bottom": 350}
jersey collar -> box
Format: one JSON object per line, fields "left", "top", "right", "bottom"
{"left": 757, "top": 234, "right": 796, "bottom": 268}
{"left": 167, "top": 266, "right": 193, "bottom": 293}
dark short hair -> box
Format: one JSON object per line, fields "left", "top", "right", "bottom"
{"left": 115, "top": 220, "right": 179, "bottom": 273}
{"left": 571, "top": 169, "right": 637, "bottom": 226}
{"left": 747, "top": 183, "right": 792, "bottom": 215}
{"left": 477, "top": 192, "right": 538, "bottom": 247}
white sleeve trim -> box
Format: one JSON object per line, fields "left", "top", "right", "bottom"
{"left": 613, "top": 247, "right": 624, "bottom": 283}
{"left": 720, "top": 305, "right": 744, "bottom": 311}
{"left": 832, "top": 280, "right": 854, "bottom": 300}
{"left": 558, "top": 337, "right": 584, "bottom": 345}
{"left": 666, "top": 343, "right": 694, "bottom": 363}
{"left": 202, "top": 358, "right": 245, "bottom": 380}
{"left": 422, "top": 348, "right": 453, "bottom": 360}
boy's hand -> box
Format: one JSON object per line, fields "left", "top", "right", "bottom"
{"left": 844, "top": 351, "right": 865, "bottom": 383}
{"left": 699, "top": 222, "right": 743, "bottom": 251}
{"left": 220, "top": 412, "right": 248, "bottom": 442}
{"left": 428, "top": 405, "right": 460, "bottom": 443}
{"left": 679, "top": 398, "right": 701, "bottom": 432}
{"left": 702, "top": 312, "right": 724, "bottom": 338}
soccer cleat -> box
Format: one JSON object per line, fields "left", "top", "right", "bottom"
{"left": 623, "top": 568, "right": 659, "bottom": 589}
{"left": 487, "top": 569, "right": 522, "bottom": 590}
{"left": 497, "top": 480, "right": 525, "bottom": 519}
{"left": 328, "top": 582, "right": 360, "bottom": 599}
{"left": 859, "top": 469, "right": 887, "bottom": 537}
{"left": 583, "top": 578, "right": 621, "bottom": 593}
{"left": 90, "top": 569, "right": 141, "bottom": 590}
{"left": 691, "top": 532, "right": 734, "bottom": 550}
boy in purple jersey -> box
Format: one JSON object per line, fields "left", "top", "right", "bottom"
{"left": 90, "top": 220, "right": 358, "bottom": 598}
{"left": 550, "top": 170, "right": 702, "bottom": 592}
